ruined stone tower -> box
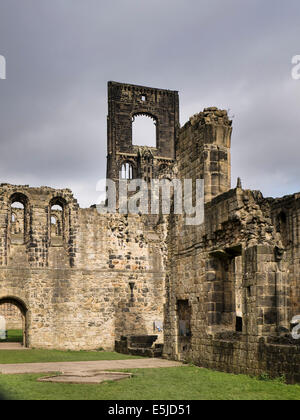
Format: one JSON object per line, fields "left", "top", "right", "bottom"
{"left": 106, "top": 82, "right": 232, "bottom": 209}
{"left": 107, "top": 81, "right": 179, "bottom": 185}
{"left": 177, "top": 108, "right": 232, "bottom": 203}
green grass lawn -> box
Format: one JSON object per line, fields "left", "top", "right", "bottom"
{"left": 0, "top": 366, "right": 300, "bottom": 400}
{"left": 0, "top": 343, "right": 299, "bottom": 400}
{"left": 0, "top": 349, "right": 142, "bottom": 364}
{"left": 0, "top": 330, "right": 23, "bottom": 343}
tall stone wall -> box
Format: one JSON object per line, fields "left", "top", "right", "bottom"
{"left": 0, "top": 184, "right": 166, "bottom": 350}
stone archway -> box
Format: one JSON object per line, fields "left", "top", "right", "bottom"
{"left": 0, "top": 297, "right": 28, "bottom": 347}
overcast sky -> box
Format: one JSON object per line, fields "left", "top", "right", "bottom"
{"left": 0, "top": 0, "right": 299, "bottom": 207}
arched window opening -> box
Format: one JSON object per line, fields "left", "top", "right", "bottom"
{"left": 132, "top": 114, "right": 157, "bottom": 148}
{"left": 121, "top": 162, "right": 133, "bottom": 180}
{"left": 49, "top": 198, "right": 67, "bottom": 246}
{"left": 0, "top": 298, "right": 28, "bottom": 347}
{"left": 10, "top": 196, "right": 27, "bottom": 245}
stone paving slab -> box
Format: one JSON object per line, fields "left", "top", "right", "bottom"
{"left": 0, "top": 358, "right": 183, "bottom": 375}
{"left": 0, "top": 343, "right": 26, "bottom": 351}
{"left": 38, "top": 372, "right": 133, "bottom": 384}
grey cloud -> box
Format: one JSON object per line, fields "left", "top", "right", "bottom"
{"left": 0, "top": 0, "right": 299, "bottom": 206}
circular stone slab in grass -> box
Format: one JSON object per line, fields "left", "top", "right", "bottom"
{"left": 38, "top": 372, "right": 132, "bottom": 384}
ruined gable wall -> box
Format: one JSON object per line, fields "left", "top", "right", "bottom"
{"left": 0, "top": 184, "right": 166, "bottom": 350}
{"left": 107, "top": 81, "right": 179, "bottom": 184}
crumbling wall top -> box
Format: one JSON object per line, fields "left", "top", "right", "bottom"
{"left": 181, "top": 107, "right": 232, "bottom": 132}
{"left": 0, "top": 183, "right": 79, "bottom": 208}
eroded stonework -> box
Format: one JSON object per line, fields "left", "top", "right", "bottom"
{"left": 0, "top": 82, "right": 299, "bottom": 382}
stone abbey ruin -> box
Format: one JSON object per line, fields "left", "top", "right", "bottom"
{"left": 0, "top": 81, "right": 300, "bottom": 382}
